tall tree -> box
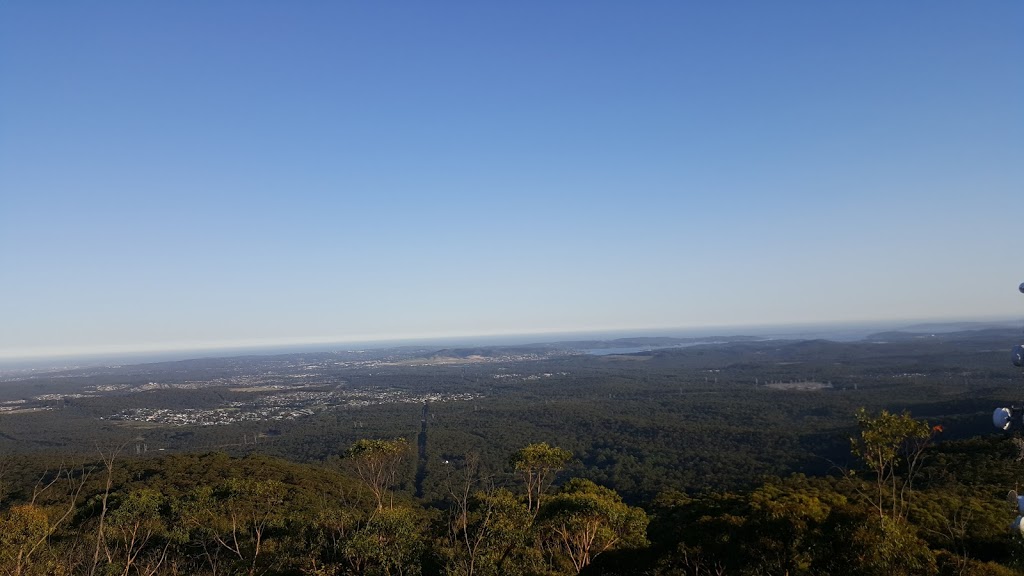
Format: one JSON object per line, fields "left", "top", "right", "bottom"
{"left": 104, "top": 488, "right": 171, "bottom": 576}
{"left": 509, "top": 443, "right": 571, "bottom": 515}
{"left": 440, "top": 455, "right": 540, "bottom": 576}
{"left": 347, "top": 439, "right": 409, "bottom": 510}
{"left": 850, "top": 408, "right": 933, "bottom": 522}
{"left": 537, "top": 478, "right": 648, "bottom": 574}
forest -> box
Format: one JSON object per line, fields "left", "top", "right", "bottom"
{"left": 0, "top": 327, "right": 1023, "bottom": 575}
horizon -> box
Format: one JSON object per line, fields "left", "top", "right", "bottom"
{"left": 2, "top": 314, "right": 1018, "bottom": 372}
{"left": 2, "top": 2, "right": 1021, "bottom": 360}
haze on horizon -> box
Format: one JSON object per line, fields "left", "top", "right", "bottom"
{"left": 1, "top": 2, "right": 1021, "bottom": 361}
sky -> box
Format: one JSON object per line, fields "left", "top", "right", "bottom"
{"left": 1, "top": 2, "right": 1022, "bottom": 359}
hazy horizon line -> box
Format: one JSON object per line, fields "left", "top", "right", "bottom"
{"left": 2, "top": 314, "right": 1018, "bottom": 365}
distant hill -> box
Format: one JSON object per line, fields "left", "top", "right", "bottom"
{"left": 549, "top": 335, "right": 760, "bottom": 350}
{"left": 425, "top": 345, "right": 558, "bottom": 359}
{"left": 864, "top": 327, "right": 1020, "bottom": 343}
{"left": 898, "top": 320, "right": 1018, "bottom": 333}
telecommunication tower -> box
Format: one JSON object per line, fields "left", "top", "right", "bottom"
{"left": 995, "top": 283, "right": 1024, "bottom": 533}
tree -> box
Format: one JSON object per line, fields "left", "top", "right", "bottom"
{"left": 343, "top": 506, "right": 423, "bottom": 576}
{"left": 850, "top": 408, "right": 933, "bottom": 522}
{"left": 472, "top": 489, "right": 541, "bottom": 576}
{"left": 440, "top": 454, "right": 540, "bottom": 576}
{"left": 185, "top": 478, "right": 287, "bottom": 576}
{"left": 0, "top": 505, "right": 52, "bottom": 576}
{"left": 89, "top": 443, "right": 125, "bottom": 576}
{"left": 0, "top": 464, "right": 87, "bottom": 576}
{"left": 290, "top": 502, "right": 360, "bottom": 575}
{"left": 745, "top": 480, "right": 846, "bottom": 575}
{"left": 846, "top": 515, "right": 937, "bottom": 576}
{"left": 441, "top": 454, "right": 492, "bottom": 576}
{"left": 537, "top": 478, "right": 648, "bottom": 574}
{"left": 509, "top": 443, "right": 571, "bottom": 515}
{"left": 347, "top": 439, "right": 409, "bottom": 510}
{"left": 104, "top": 488, "right": 171, "bottom": 576}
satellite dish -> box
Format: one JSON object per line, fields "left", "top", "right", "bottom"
{"left": 994, "top": 407, "right": 1014, "bottom": 431}
{"left": 1014, "top": 515, "right": 1024, "bottom": 535}
{"left": 1010, "top": 491, "right": 1024, "bottom": 515}
{"left": 1014, "top": 346, "right": 1024, "bottom": 367}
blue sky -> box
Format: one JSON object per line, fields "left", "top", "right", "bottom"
{"left": 1, "top": 2, "right": 1021, "bottom": 359}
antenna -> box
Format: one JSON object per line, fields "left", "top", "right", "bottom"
{"left": 993, "top": 283, "right": 1024, "bottom": 432}
{"left": 999, "top": 283, "right": 1024, "bottom": 535}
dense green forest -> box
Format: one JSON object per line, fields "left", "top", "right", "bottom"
{"left": 1, "top": 328, "right": 1024, "bottom": 574}
{"left": 1, "top": 426, "right": 1024, "bottom": 575}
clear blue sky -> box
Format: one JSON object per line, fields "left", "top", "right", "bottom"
{"left": 1, "top": 2, "right": 1021, "bottom": 359}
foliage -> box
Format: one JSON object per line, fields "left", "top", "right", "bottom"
{"left": 344, "top": 506, "right": 424, "bottom": 576}
{"left": 537, "top": 478, "right": 648, "bottom": 574}
{"left": 0, "top": 340, "right": 1023, "bottom": 576}
{"left": 851, "top": 408, "right": 934, "bottom": 521}
{"left": 510, "top": 443, "right": 572, "bottom": 515}
{"left": 347, "top": 438, "right": 410, "bottom": 510}
{"left": 104, "top": 488, "right": 171, "bottom": 576}
{"left": 0, "top": 439, "right": 1018, "bottom": 576}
